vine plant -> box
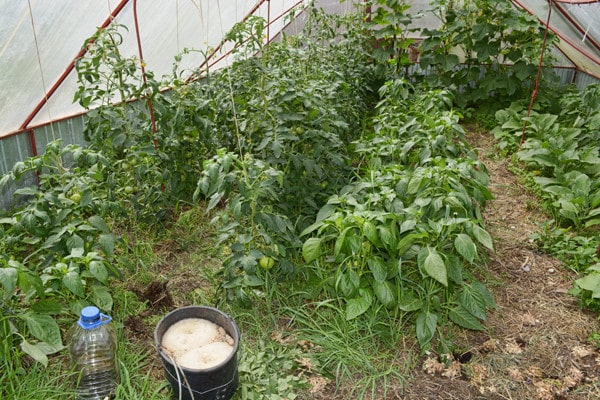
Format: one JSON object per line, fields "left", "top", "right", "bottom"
{"left": 419, "top": 0, "right": 557, "bottom": 109}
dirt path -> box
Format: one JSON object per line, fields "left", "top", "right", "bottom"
{"left": 403, "top": 127, "right": 600, "bottom": 399}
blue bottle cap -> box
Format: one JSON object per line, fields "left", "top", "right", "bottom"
{"left": 78, "top": 306, "right": 112, "bottom": 329}
{"left": 81, "top": 306, "right": 100, "bottom": 322}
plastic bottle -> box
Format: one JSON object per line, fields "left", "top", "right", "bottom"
{"left": 68, "top": 306, "right": 119, "bottom": 400}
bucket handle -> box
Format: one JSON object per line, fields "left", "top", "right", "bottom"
{"left": 165, "top": 352, "right": 195, "bottom": 400}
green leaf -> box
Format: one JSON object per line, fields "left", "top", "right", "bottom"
{"left": 98, "top": 233, "right": 116, "bottom": 255}
{"left": 302, "top": 237, "right": 322, "bottom": 263}
{"left": 334, "top": 227, "right": 352, "bottom": 260}
{"left": 459, "top": 287, "right": 487, "bottom": 321}
{"left": 316, "top": 204, "right": 337, "bottom": 223}
{"left": 22, "top": 312, "right": 63, "bottom": 352}
{"left": 575, "top": 273, "right": 600, "bottom": 298}
{"left": 398, "top": 289, "right": 422, "bottom": 312}
{"left": 472, "top": 281, "right": 497, "bottom": 309}
{"left": 454, "top": 234, "right": 476, "bottom": 263}
{"left": 446, "top": 254, "right": 463, "bottom": 285}
{"left": 90, "top": 285, "right": 113, "bottom": 311}
{"left": 63, "top": 271, "right": 85, "bottom": 297}
{"left": 397, "top": 232, "right": 426, "bottom": 255}
{"left": 243, "top": 274, "right": 264, "bottom": 287}
{"left": 362, "top": 220, "right": 379, "bottom": 244}
{"left": 207, "top": 192, "right": 224, "bottom": 212}
{"left": 407, "top": 174, "right": 424, "bottom": 195}
{"left": 88, "top": 215, "right": 109, "bottom": 233}
{"left": 400, "top": 219, "right": 416, "bottom": 234}
{"left": 339, "top": 269, "right": 360, "bottom": 298}
{"left": 368, "top": 257, "right": 387, "bottom": 283}
{"left": 373, "top": 280, "right": 395, "bottom": 308}
{"left": 378, "top": 226, "right": 396, "bottom": 248}
{"left": 585, "top": 218, "right": 600, "bottom": 228}
{"left": 572, "top": 173, "right": 591, "bottom": 198}
{"left": 20, "top": 340, "right": 48, "bottom": 367}
{"left": 418, "top": 247, "right": 447, "bottom": 286}
{"left": 67, "top": 234, "right": 85, "bottom": 254}
{"left": 449, "top": 305, "right": 485, "bottom": 331}
{"left": 89, "top": 261, "right": 109, "bottom": 284}
{"left": 0, "top": 267, "right": 18, "bottom": 297}
{"left": 30, "top": 299, "right": 63, "bottom": 314}
{"left": 472, "top": 225, "right": 493, "bottom": 250}
{"left": 416, "top": 311, "right": 437, "bottom": 348}
{"left": 346, "top": 290, "right": 372, "bottom": 320}
{"left": 17, "top": 269, "right": 44, "bottom": 298}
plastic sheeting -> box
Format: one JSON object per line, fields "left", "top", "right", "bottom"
{"left": 0, "top": 0, "right": 306, "bottom": 138}
{"left": 513, "top": 0, "right": 600, "bottom": 81}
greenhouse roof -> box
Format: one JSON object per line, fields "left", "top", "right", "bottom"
{"left": 512, "top": 0, "right": 600, "bottom": 79}
{"left": 0, "top": 0, "right": 599, "bottom": 140}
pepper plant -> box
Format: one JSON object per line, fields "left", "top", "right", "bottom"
{"left": 301, "top": 80, "right": 495, "bottom": 350}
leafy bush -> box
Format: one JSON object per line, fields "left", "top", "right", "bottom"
{"left": 0, "top": 143, "right": 121, "bottom": 366}
{"left": 492, "top": 84, "right": 600, "bottom": 314}
{"left": 301, "top": 80, "right": 496, "bottom": 350}
{"left": 190, "top": 8, "right": 378, "bottom": 305}
{"left": 419, "top": 0, "right": 557, "bottom": 109}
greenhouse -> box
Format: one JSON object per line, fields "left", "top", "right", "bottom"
{"left": 1, "top": 0, "right": 600, "bottom": 399}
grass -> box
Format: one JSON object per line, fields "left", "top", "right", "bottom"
{"left": 287, "top": 300, "right": 414, "bottom": 399}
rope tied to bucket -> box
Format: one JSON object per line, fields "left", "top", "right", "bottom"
{"left": 165, "top": 351, "right": 195, "bottom": 400}
{"left": 160, "top": 346, "right": 239, "bottom": 400}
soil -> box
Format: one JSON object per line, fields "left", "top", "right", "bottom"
{"left": 124, "top": 127, "right": 600, "bottom": 399}
{"left": 398, "top": 127, "right": 600, "bottom": 400}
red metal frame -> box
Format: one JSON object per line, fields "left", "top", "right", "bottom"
{"left": 554, "top": 0, "right": 599, "bottom": 4}
{"left": 5, "top": 1, "right": 305, "bottom": 144}
{"left": 7, "top": 0, "right": 599, "bottom": 149}
{"left": 132, "top": 0, "right": 158, "bottom": 150}
{"left": 193, "top": 0, "right": 304, "bottom": 78}
{"left": 511, "top": 0, "right": 600, "bottom": 80}
{"left": 552, "top": 0, "right": 600, "bottom": 53}
{"left": 18, "top": 0, "right": 131, "bottom": 153}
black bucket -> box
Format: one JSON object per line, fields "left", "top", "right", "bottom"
{"left": 154, "top": 306, "right": 240, "bottom": 400}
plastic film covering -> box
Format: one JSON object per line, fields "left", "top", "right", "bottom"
{"left": 0, "top": 0, "right": 306, "bottom": 138}
{"left": 1, "top": 0, "right": 600, "bottom": 140}
{"left": 512, "top": 0, "right": 600, "bottom": 79}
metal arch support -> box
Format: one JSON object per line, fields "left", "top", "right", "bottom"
{"left": 18, "top": 0, "right": 131, "bottom": 155}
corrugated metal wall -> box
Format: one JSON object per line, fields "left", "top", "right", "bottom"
{"left": 0, "top": 115, "right": 87, "bottom": 210}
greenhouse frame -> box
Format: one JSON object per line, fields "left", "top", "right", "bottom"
{"left": 2, "top": 1, "right": 600, "bottom": 398}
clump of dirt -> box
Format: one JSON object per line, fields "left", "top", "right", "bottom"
{"left": 129, "top": 280, "right": 174, "bottom": 316}
{"left": 402, "top": 127, "right": 600, "bottom": 399}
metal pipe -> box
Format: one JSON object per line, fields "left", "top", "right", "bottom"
{"left": 511, "top": 0, "right": 600, "bottom": 80}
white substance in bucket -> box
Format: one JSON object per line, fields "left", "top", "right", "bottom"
{"left": 161, "top": 318, "right": 234, "bottom": 370}
{"left": 178, "top": 342, "right": 235, "bottom": 369}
